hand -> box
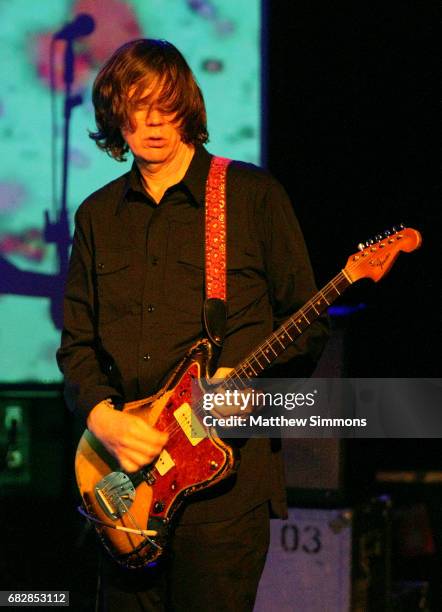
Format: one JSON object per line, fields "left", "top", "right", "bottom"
{"left": 208, "top": 367, "right": 254, "bottom": 418}
{"left": 210, "top": 367, "right": 234, "bottom": 382}
{"left": 87, "top": 400, "right": 168, "bottom": 472}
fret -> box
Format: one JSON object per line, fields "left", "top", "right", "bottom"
{"left": 274, "top": 334, "right": 286, "bottom": 349}
{"left": 305, "top": 304, "right": 317, "bottom": 318}
{"left": 330, "top": 278, "right": 340, "bottom": 295}
{"left": 337, "top": 275, "right": 351, "bottom": 292}
{"left": 252, "top": 353, "right": 265, "bottom": 372}
{"left": 286, "top": 321, "right": 300, "bottom": 339}
{"left": 260, "top": 348, "right": 272, "bottom": 364}
{"left": 281, "top": 326, "right": 293, "bottom": 341}
{"left": 320, "top": 291, "right": 330, "bottom": 305}
{"left": 265, "top": 340, "right": 278, "bottom": 357}
{"left": 331, "top": 273, "right": 351, "bottom": 296}
{"left": 253, "top": 351, "right": 269, "bottom": 369}
{"left": 225, "top": 373, "right": 248, "bottom": 390}
{"left": 235, "top": 377, "right": 249, "bottom": 390}
{"left": 323, "top": 286, "right": 335, "bottom": 303}
{"left": 226, "top": 376, "right": 241, "bottom": 390}
{"left": 234, "top": 367, "right": 250, "bottom": 384}
{"left": 243, "top": 359, "right": 257, "bottom": 377}
{"left": 292, "top": 319, "right": 303, "bottom": 334}
{"left": 230, "top": 271, "right": 354, "bottom": 384}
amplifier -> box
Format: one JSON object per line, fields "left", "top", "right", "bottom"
{"left": 255, "top": 496, "right": 391, "bottom": 612}
{"left": 0, "top": 390, "right": 69, "bottom": 498}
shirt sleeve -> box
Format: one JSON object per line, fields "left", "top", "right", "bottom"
{"left": 56, "top": 205, "right": 122, "bottom": 423}
{"left": 257, "top": 175, "right": 329, "bottom": 376}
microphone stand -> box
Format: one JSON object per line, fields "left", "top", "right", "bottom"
{"left": 44, "top": 37, "right": 82, "bottom": 328}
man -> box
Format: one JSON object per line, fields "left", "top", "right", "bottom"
{"left": 57, "top": 39, "right": 328, "bottom": 611}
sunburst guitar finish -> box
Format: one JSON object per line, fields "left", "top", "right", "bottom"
{"left": 75, "top": 339, "right": 235, "bottom": 568}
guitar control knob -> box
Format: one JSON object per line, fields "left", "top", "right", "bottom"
{"left": 153, "top": 501, "right": 164, "bottom": 513}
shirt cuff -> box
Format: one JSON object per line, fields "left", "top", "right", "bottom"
{"left": 65, "top": 384, "right": 123, "bottom": 426}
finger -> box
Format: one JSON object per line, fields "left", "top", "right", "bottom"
{"left": 125, "top": 417, "right": 169, "bottom": 444}
{"left": 117, "top": 434, "right": 167, "bottom": 459}
{"left": 114, "top": 427, "right": 166, "bottom": 456}
{"left": 119, "top": 457, "right": 142, "bottom": 473}
{"left": 118, "top": 446, "right": 163, "bottom": 471}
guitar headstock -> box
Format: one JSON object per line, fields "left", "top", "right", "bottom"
{"left": 344, "top": 225, "right": 422, "bottom": 283}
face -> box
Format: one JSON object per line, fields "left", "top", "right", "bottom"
{"left": 121, "top": 88, "right": 186, "bottom": 168}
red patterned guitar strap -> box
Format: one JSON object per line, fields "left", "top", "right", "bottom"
{"left": 203, "top": 156, "right": 231, "bottom": 348}
{"left": 205, "top": 156, "right": 231, "bottom": 301}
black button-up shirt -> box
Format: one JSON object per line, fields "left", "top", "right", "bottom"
{"left": 57, "top": 145, "right": 328, "bottom": 521}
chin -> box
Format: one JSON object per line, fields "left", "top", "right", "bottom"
{"left": 138, "top": 150, "right": 169, "bottom": 163}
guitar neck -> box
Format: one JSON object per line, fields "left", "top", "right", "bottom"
{"left": 223, "top": 270, "right": 352, "bottom": 388}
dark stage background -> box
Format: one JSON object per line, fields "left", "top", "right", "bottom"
{"left": 1, "top": 2, "right": 440, "bottom": 609}
{"left": 267, "top": 1, "right": 438, "bottom": 380}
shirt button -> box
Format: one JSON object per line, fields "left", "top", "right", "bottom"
{"left": 147, "top": 304, "right": 155, "bottom": 312}
{"left": 143, "top": 354, "right": 150, "bottom": 361}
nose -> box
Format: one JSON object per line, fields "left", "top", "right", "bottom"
{"left": 145, "top": 107, "right": 163, "bottom": 126}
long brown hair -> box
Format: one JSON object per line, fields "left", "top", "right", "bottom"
{"left": 90, "top": 39, "right": 209, "bottom": 161}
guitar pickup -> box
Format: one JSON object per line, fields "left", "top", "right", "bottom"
{"left": 174, "top": 402, "right": 206, "bottom": 446}
{"left": 155, "top": 448, "right": 175, "bottom": 476}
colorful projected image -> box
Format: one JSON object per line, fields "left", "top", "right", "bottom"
{"left": 0, "top": 0, "right": 261, "bottom": 383}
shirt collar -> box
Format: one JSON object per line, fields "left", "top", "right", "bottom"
{"left": 116, "top": 145, "right": 212, "bottom": 214}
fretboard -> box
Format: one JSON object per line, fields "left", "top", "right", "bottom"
{"left": 221, "top": 270, "right": 351, "bottom": 390}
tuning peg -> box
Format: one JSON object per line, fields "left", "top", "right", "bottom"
{"left": 375, "top": 234, "right": 383, "bottom": 241}
{"left": 357, "top": 243, "right": 365, "bottom": 251}
{"left": 392, "top": 225, "right": 398, "bottom": 233}
{"left": 384, "top": 230, "right": 390, "bottom": 237}
{"left": 399, "top": 223, "right": 405, "bottom": 229}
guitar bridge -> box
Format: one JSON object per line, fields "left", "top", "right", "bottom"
{"left": 95, "top": 471, "right": 136, "bottom": 520}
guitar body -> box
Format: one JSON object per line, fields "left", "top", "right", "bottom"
{"left": 75, "top": 339, "right": 236, "bottom": 568}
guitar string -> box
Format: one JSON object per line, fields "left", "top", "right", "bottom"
{"left": 155, "top": 269, "right": 349, "bottom": 443}
{"left": 218, "top": 232, "right": 407, "bottom": 381}
{"left": 153, "top": 233, "right": 406, "bottom": 444}
{"left": 100, "top": 480, "right": 162, "bottom": 549}
{"left": 137, "top": 268, "right": 346, "bottom": 451}
{"left": 115, "top": 494, "right": 145, "bottom": 535}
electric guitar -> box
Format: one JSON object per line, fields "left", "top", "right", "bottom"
{"left": 75, "top": 225, "right": 421, "bottom": 568}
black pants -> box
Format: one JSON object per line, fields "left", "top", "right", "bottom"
{"left": 97, "top": 502, "right": 270, "bottom": 612}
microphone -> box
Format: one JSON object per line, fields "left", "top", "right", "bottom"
{"left": 53, "top": 13, "right": 95, "bottom": 40}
